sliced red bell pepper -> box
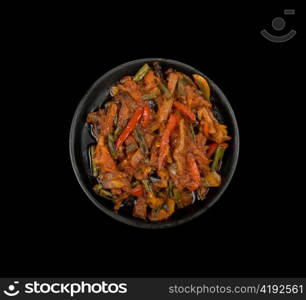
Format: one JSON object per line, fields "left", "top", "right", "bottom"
{"left": 173, "top": 101, "right": 196, "bottom": 122}
{"left": 131, "top": 184, "right": 144, "bottom": 197}
{"left": 141, "top": 105, "right": 151, "bottom": 128}
{"left": 115, "top": 107, "right": 144, "bottom": 149}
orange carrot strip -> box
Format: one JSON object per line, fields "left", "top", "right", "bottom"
{"left": 141, "top": 105, "right": 151, "bottom": 128}
{"left": 115, "top": 107, "right": 144, "bottom": 149}
{"left": 173, "top": 101, "right": 196, "bottom": 122}
{"left": 158, "top": 113, "right": 179, "bottom": 170}
{"left": 186, "top": 152, "right": 201, "bottom": 191}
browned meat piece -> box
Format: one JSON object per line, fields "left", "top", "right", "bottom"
{"left": 149, "top": 141, "right": 159, "bottom": 168}
{"left": 143, "top": 132, "right": 155, "bottom": 148}
{"left": 111, "top": 188, "right": 122, "bottom": 195}
{"left": 148, "top": 199, "right": 175, "bottom": 221}
{"left": 167, "top": 72, "right": 179, "bottom": 94}
{"left": 190, "top": 142, "right": 211, "bottom": 174}
{"left": 133, "top": 197, "right": 147, "bottom": 219}
{"left": 176, "top": 191, "right": 194, "bottom": 208}
{"left": 117, "top": 102, "right": 130, "bottom": 129}
{"left": 157, "top": 97, "right": 174, "bottom": 124}
{"left": 99, "top": 171, "right": 131, "bottom": 191}
{"left": 185, "top": 85, "right": 212, "bottom": 109}
{"left": 211, "top": 123, "right": 232, "bottom": 143}
{"left": 143, "top": 70, "right": 161, "bottom": 91}
{"left": 118, "top": 159, "right": 135, "bottom": 178}
{"left": 101, "top": 103, "right": 117, "bottom": 136}
{"left": 130, "top": 149, "right": 145, "bottom": 169}
{"left": 198, "top": 106, "right": 216, "bottom": 135}
{"left": 86, "top": 110, "right": 100, "bottom": 124}
{"left": 119, "top": 76, "right": 143, "bottom": 103}
{"left": 195, "top": 132, "right": 207, "bottom": 148}
{"left": 173, "top": 119, "right": 187, "bottom": 176}
{"left": 134, "top": 165, "right": 152, "bottom": 181}
{"left": 94, "top": 136, "right": 117, "bottom": 172}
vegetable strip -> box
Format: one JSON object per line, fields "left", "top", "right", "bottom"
{"left": 89, "top": 145, "right": 99, "bottom": 177}
{"left": 141, "top": 105, "right": 151, "bottom": 128}
{"left": 158, "top": 113, "right": 179, "bottom": 170}
{"left": 173, "top": 101, "right": 196, "bottom": 122}
{"left": 158, "top": 82, "right": 171, "bottom": 98}
{"left": 115, "top": 107, "right": 144, "bottom": 149}
{"left": 133, "top": 63, "right": 150, "bottom": 81}
{"left": 207, "top": 143, "right": 218, "bottom": 158}
{"left": 186, "top": 152, "right": 201, "bottom": 191}
{"left": 133, "top": 127, "right": 149, "bottom": 155}
{"left": 108, "top": 134, "right": 117, "bottom": 159}
{"left": 131, "top": 184, "right": 145, "bottom": 197}
{"left": 211, "top": 145, "right": 227, "bottom": 172}
{"left": 167, "top": 72, "right": 179, "bottom": 94}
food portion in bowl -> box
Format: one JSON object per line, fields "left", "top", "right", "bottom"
{"left": 86, "top": 62, "right": 231, "bottom": 221}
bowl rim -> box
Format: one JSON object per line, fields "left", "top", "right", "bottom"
{"left": 69, "top": 58, "right": 240, "bottom": 229}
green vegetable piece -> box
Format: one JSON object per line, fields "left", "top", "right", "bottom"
{"left": 142, "top": 93, "right": 157, "bottom": 100}
{"left": 110, "top": 86, "right": 119, "bottom": 96}
{"left": 182, "top": 73, "right": 196, "bottom": 86}
{"left": 211, "top": 145, "right": 226, "bottom": 172}
{"left": 158, "top": 82, "right": 171, "bottom": 98}
{"left": 93, "top": 184, "right": 114, "bottom": 200}
{"left": 193, "top": 74, "right": 211, "bottom": 101}
{"left": 142, "top": 179, "right": 153, "bottom": 193}
{"left": 89, "top": 145, "right": 99, "bottom": 177}
{"left": 99, "top": 188, "right": 113, "bottom": 197}
{"left": 133, "top": 127, "right": 149, "bottom": 155}
{"left": 133, "top": 63, "right": 150, "bottom": 82}
{"left": 93, "top": 184, "right": 103, "bottom": 194}
{"left": 114, "top": 111, "right": 118, "bottom": 126}
{"left": 131, "top": 181, "right": 139, "bottom": 188}
{"left": 108, "top": 134, "right": 118, "bottom": 159}
{"left": 173, "top": 188, "right": 181, "bottom": 201}
{"left": 177, "top": 79, "right": 187, "bottom": 97}
{"left": 168, "top": 181, "right": 174, "bottom": 198}
{"left": 113, "top": 126, "right": 122, "bottom": 140}
{"left": 189, "top": 123, "right": 196, "bottom": 141}
{"left": 126, "top": 143, "right": 138, "bottom": 153}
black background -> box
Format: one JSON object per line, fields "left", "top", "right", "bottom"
{"left": 2, "top": 3, "right": 304, "bottom": 278}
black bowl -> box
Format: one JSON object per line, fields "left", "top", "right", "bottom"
{"left": 69, "top": 58, "right": 239, "bottom": 229}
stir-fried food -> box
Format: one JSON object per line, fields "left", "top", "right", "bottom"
{"left": 87, "top": 62, "right": 231, "bottom": 221}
